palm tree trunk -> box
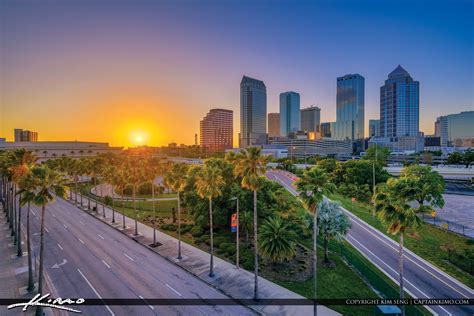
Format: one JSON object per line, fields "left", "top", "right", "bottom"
{"left": 35, "top": 205, "right": 46, "bottom": 316}
{"left": 253, "top": 189, "right": 259, "bottom": 301}
{"left": 313, "top": 206, "right": 318, "bottom": 316}
{"left": 399, "top": 233, "right": 405, "bottom": 316}
{"left": 177, "top": 191, "right": 182, "bottom": 259}
{"left": 152, "top": 183, "right": 156, "bottom": 245}
{"left": 111, "top": 185, "right": 116, "bottom": 224}
{"left": 94, "top": 177, "right": 98, "bottom": 210}
{"left": 122, "top": 188, "right": 126, "bottom": 229}
{"left": 69, "top": 185, "right": 73, "bottom": 201}
{"left": 133, "top": 185, "right": 138, "bottom": 236}
{"left": 209, "top": 198, "right": 214, "bottom": 277}
{"left": 12, "top": 185, "right": 16, "bottom": 238}
{"left": 26, "top": 201, "right": 34, "bottom": 291}
{"left": 74, "top": 178, "right": 78, "bottom": 203}
{"left": 323, "top": 236, "right": 329, "bottom": 264}
{"left": 17, "top": 192, "right": 23, "bottom": 257}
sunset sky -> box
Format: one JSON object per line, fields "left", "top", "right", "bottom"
{"left": 1, "top": 0, "right": 473, "bottom": 148}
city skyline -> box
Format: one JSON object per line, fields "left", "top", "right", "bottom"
{"left": 1, "top": 0, "right": 473, "bottom": 147}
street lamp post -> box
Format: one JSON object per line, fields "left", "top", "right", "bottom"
{"left": 372, "top": 144, "right": 378, "bottom": 216}
{"left": 231, "top": 197, "right": 239, "bottom": 269}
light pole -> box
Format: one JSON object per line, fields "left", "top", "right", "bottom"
{"left": 372, "top": 144, "right": 378, "bottom": 216}
{"left": 230, "top": 197, "right": 239, "bottom": 269}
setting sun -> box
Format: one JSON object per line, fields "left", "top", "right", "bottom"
{"left": 136, "top": 136, "right": 143, "bottom": 143}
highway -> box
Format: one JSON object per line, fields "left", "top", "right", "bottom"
{"left": 266, "top": 169, "right": 474, "bottom": 316}
{"left": 27, "top": 197, "right": 253, "bottom": 316}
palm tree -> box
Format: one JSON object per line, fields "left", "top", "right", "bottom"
{"left": 295, "top": 166, "right": 334, "bottom": 316}
{"left": 259, "top": 216, "right": 297, "bottom": 262}
{"left": 375, "top": 178, "right": 422, "bottom": 316}
{"left": 29, "top": 165, "right": 67, "bottom": 316}
{"left": 317, "top": 200, "right": 350, "bottom": 265}
{"left": 164, "top": 162, "right": 189, "bottom": 258}
{"left": 11, "top": 150, "right": 37, "bottom": 258}
{"left": 233, "top": 147, "right": 268, "bottom": 300}
{"left": 195, "top": 164, "right": 224, "bottom": 277}
{"left": 125, "top": 154, "right": 144, "bottom": 236}
{"left": 144, "top": 157, "right": 166, "bottom": 246}
{"left": 17, "top": 164, "right": 38, "bottom": 292}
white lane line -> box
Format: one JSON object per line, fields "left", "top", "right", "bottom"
{"left": 165, "top": 284, "right": 182, "bottom": 297}
{"left": 45, "top": 227, "right": 50, "bottom": 233}
{"left": 63, "top": 224, "right": 68, "bottom": 230}
{"left": 348, "top": 235, "right": 451, "bottom": 316}
{"left": 77, "top": 269, "right": 115, "bottom": 315}
{"left": 124, "top": 253, "right": 135, "bottom": 262}
{"left": 79, "top": 221, "right": 85, "bottom": 225}
{"left": 31, "top": 210, "right": 36, "bottom": 216}
{"left": 138, "top": 295, "right": 154, "bottom": 310}
{"left": 345, "top": 212, "right": 470, "bottom": 298}
{"left": 101, "top": 260, "right": 111, "bottom": 269}
{"left": 97, "top": 234, "right": 105, "bottom": 240}
{"left": 57, "top": 243, "right": 63, "bottom": 251}
{"left": 52, "top": 213, "right": 56, "bottom": 218}
{"left": 78, "top": 238, "right": 85, "bottom": 245}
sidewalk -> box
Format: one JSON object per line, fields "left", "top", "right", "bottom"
{"left": 70, "top": 194, "right": 340, "bottom": 316}
{"left": 0, "top": 205, "right": 62, "bottom": 316}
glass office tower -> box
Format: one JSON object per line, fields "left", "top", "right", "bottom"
{"left": 380, "top": 65, "right": 419, "bottom": 138}
{"left": 333, "top": 74, "right": 365, "bottom": 141}
{"left": 239, "top": 76, "right": 267, "bottom": 147}
{"left": 279, "top": 91, "right": 300, "bottom": 136}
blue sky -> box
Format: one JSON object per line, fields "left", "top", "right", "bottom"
{"left": 1, "top": 0, "right": 473, "bottom": 145}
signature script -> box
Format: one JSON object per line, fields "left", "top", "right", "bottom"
{"left": 7, "top": 293, "right": 84, "bottom": 313}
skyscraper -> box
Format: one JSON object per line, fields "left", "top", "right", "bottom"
{"left": 200, "top": 109, "right": 233, "bottom": 152}
{"left": 300, "top": 106, "right": 321, "bottom": 133}
{"left": 380, "top": 65, "right": 419, "bottom": 138}
{"left": 268, "top": 113, "right": 280, "bottom": 137}
{"left": 369, "top": 119, "right": 380, "bottom": 137}
{"left": 239, "top": 76, "right": 267, "bottom": 147}
{"left": 279, "top": 91, "right": 300, "bottom": 136}
{"left": 332, "top": 74, "right": 365, "bottom": 141}
{"left": 435, "top": 111, "right": 474, "bottom": 147}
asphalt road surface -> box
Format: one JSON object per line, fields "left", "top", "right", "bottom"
{"left": 266, "top": 170, "right": 474, "bottom": 316}
{"left": 27, "top": 198, "right": 254, "bottom": 316}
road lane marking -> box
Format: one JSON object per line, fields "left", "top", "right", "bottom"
{"left": 347, "top": 235, "right": 451, "bottom": 315}
{"left": 63, "top": 224, "right": 68, "bottom": 230}
{"left": 79, "top": 221, "right": 85, "bottom": 225}
{"left": 45, "top": 227, "right": 50, "bottom": 233}
{"left": 165, "top": 284, "right": 182, "bottom": 296}
{"left": 57, "top": 243, "right": 63, "bottom": 251}
{"left": 97, "top": 234, "right": 105, "bottom": 240}
{"left": 138, "top": 295, "right": 154, "bottom": 310}
{"left": 31, "top": 210, "right": 36, "bottom": 216}
{"left": 77, "top": 269, "right": 114, "bottom": 316}
{"left": 78, "top": 238, "right": 85, "bottom": 245}
{"left": 52, "top": 213, "right": 56, "bottom": 218}
{"left": 124, "top": 253, "right": 135, "bottom": 262}
{"left": 101, "top": 260, "right": 111, "bottom": 269}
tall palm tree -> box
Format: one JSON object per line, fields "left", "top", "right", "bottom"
{"left": 375, "top": 178, "right": 422, "bottom": 316}
{"left": 239, "top": 211, "right": 253, "bottom": 243}
{"left": 259, "top": 216, "right": 297, "bottom": 262}
{"left": 125, "top": 154, "right": 144, "bottom": 236}
{"left": 144, "top": 157, "right": 166, "bottom": 246}
{"left": 164, "top": 162, "right": 189, "bottom": 258}
{"left": 195, "top": 164, "right": 224, "bottom": 277}
{"left": 295, "top": 166, "right": 334, "bottom": 316}
{"left": 29, "top": 165, "right": 67, "bottom": 316}
{"left": 11, "top": 150, "right": 37, "bottom": 258}
{"left": 233, "top": 147, "right": 268, "bottom": 300}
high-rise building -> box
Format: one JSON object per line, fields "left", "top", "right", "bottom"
{"left": 435, "top": 111, "right": 474, "bottom": 147}
{"left": 369, "top": 119, "right": 380, "bottom": 137}
{"left": 239, "top": 76, "right": 267, "bottom": 147}
{"left": 14, "top": 129, "right": 38, "bottom": 142}
{"left": 332, "top": 74, "right": 365, "bottom": 141}
{"left": 320, "top": 122, "right": 333, "bottom": 138}
{"left": 200, "top": 109, "right": 233, "bottom": 153}
{"left": 380, "top": 65, "right": 419, "bottom": 138}
{"left": 371, "top": 65, "right": 422, "bottom": 152}
{"left": 279, "top": 91, "right": 300, "bottom": 136}
{"left": 268, "top": 113, "right": 280, "bottom": 137}
{"left": 300, "top": 106, "right": 321, "bottom": 133}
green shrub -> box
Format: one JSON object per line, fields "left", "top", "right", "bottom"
{"left": 181, "top": 225, "right": 191, "bottom": 234}
{"left": 190, "top": 226, "right": 204, "bottom": 237}
{"left": 104, "top": 196, "right": 113, "bottom": 206}
{"left": 161, "top": 223, "right": 177, "bottom": 231}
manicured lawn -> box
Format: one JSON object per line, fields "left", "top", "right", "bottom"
{"left": 330, "top": 193, "right": 474, "bottom": 288}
